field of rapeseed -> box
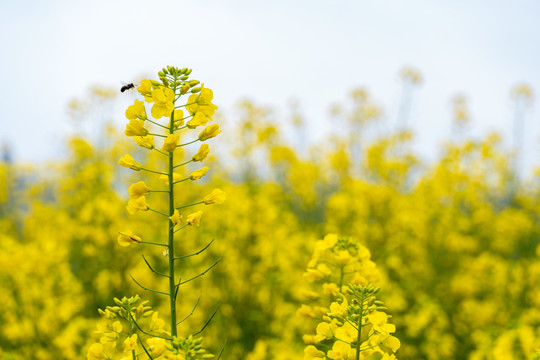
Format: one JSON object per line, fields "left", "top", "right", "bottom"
{"left": 1, "top": 66, "right": 539, "bottom": 360}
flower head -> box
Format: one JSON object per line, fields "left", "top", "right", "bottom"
{"left": 151, "top": 87, "right": 175, "bottom": 118}
{"left": 198, "top": 124, "right": 221, "bottom": 141}
{"left": 169, "top": 209, "right": 183, "bottom": 226}
{"left": 125, "top": 119, "right": 148, "bottom": 137}
{"left": 162, "top": 134, "right": 180, "bottom": 153}
{"left": 189, "top": 167, "right": 209, "bottom": 180}
{"left": 118, "top": 154, "right": 142, "bottom": 171}
{"left": 192, "top": 144, "right": 210, "bottom": 162}
{"left": 134, "top": 135, "right": 155, "bottom": 149}
{"left": 127, "top": 196, "right": 150, "bottom": 214}
{"left": 128, "top": 181, "right": 151, "bottom": 199}
{"left": 186, "top": 211, "right": 203, "bottom": 226}
{"left": 126, "top": 99, "right": 147, "bottom": 120}
{"left": 204, "top": 189, "right": 226, "bottom": 205}
{"left": 117, "top": 231, "right": 142, "bottom": 247}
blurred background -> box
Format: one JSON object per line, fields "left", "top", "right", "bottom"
{"left": 1, "top": 0, "right": 539, "bottom": 170}
{"left": 2, "top": 1, "right": 540, "bottom": 360}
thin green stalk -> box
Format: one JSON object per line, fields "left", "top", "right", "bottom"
{"left": 168, "top": 86, "right": 178, "bottom": 340}
{"left": 356, "top": 290, "right": 365, "bottom": 360}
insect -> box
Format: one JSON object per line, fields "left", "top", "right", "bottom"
{"left": 120, "top": 83, "right": 135, "bottom": 92}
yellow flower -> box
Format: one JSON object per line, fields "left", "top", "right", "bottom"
{"left": 125, "top": 119, "right": 148, "bottom": 137}
{"left": 328, "top": 295, "right": 348, "bottom": 317}
{"left": 118, "top": 154, "right": 142, "bottom": 171}
{"left": 169, "top": 209, "right": 182, "bottom": 226}
{"left": 189, "top": 166, "right": 209, "bottom": 180}
{"left": 186, "top": 84, "right": 218, "bottom": 119}
{"left": 186, "top": 112, "right": 210, "bottom": 129}
{"left": 134, "top": 135, "right": 154, "bottom": 149}
{"left": 128, "top": 181, "right": 151, "bottom": 199}
{"left": 304, "top": 345, "right": 325, "bottom": 360}
{"left": 172, "top": 109, "right": 185, "bottom": 127}
{"left": 127, "top": 196, "right": 150, "bottom": 214}
{"left": 367, "top": 312, "right": 396, "bottom": 336}
{"left": 87, "top": 343, "right": 108, "bottom": 360}
{"left": 159, "top": 172, "right": 182, "bottom": 184}
{"left": 125, "top": 99, "right": 147, "bottom": 120}
{"left": 316, "top": 321, "right": 337, "bottom": 339}
{"left": 138, "top": 79, "right": 153, "bottom": 99}
{"left": 186, "top": 211, "right": 203, "bottom": 226}
{"left": 117, "top": 232, "right": 142, "bottom": 247}
{"left": 162, "top": 134, "right": 179, "bottom": 153}
{"left": 327, "top": 341, "right": 356, "bottom": 360}
{"left": 124, "top": 334, "right": 138, "bottom": 351}
{"left": 147, "top": 337, "right": 166, "bottom": 358}
{"left": 151, "top": 87, "right": 175, "bottom": 119}
{"left": 203, "top": 189, "right": 226, "bottom": 205}
{"left": 192, "top": 144, "right": 210, "bottom": 162}
{"left": 198, "top": 124, "right": 221, "bottom": 141}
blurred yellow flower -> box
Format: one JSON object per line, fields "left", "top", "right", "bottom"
{"left": 117, "top": 232, "right": 142, "bottom": 247}
{"left": 203, "top": 189, "right": 226, "bottom": 205}
{"left": 127, "top": 196, "right": 150, "bottom": 214}
{"left": 128, "top": 181, "right": 151, "bottom": 199}
{"left": 186, "top": 210, "right": 203, "bottom": 226}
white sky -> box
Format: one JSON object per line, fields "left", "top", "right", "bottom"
{"left": 1, "top": 0, "right": 539, "bottom": 171}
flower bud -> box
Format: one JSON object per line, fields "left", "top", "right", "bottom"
{"left": 186, "top": 69, "right": 192, "bottom": 75}
{"left": 181, "top": 75, "right": 189, "bottom": 80}
{"left": 191, "top": 87, "right": 202, "bottom": 93}
{"left": 189, "top": 80, "right": 200, "bottom": 87}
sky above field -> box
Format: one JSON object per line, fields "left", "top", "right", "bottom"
{"left": 1, "top": 0, "right": 539, "bottom": 172}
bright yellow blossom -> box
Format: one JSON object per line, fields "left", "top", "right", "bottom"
{"left": 169, "top": 209, "right": 182, "bottom": 226}
{"left": 198, "top": 124, "right": 221, "bottom": 141}
{"left": 127, "top": 196, "right": 150, "bottom": 214}
{"left": 151, "top": 87, "right": 175, "bottom": 118}
{"left": 124, "top": 334, "right": 138, "bottom": 351}
{"left": 87, "top": 343, "right": 108, "bottom": 360}
{"left": 187, "top": 112, "right": 210, "bottom": 129}
{"left": 327, "top": 341, "right": 356, "bottom": 360}
{"left": 186, "top": 84, "right": 218, "bottom": 120}
{"left": 118, "top": 154, "right": 142, "bottom": 170}
{"left": 186, "top": 211, "right": 203, "bottom": 226}
{"left": 162, "top": 134, "right": 179, "bottom": 153}
{"left": 124, "top": 119, "right": 148, "bottom": 137}
{"left": 192, "top": 143, "right": 210, "bottom": 162}
{"left": 172, "top": 109, "right": 184, "bottom": 127}
{"left": 203, "top": 189, "right": 226, "bottom": 204}
{"left": 189, "top": 166, "right": 209, "bottom": 180}
{"left": 137, "top": 79, "right": 153, "bottom": 99}
{"left": 117, "top": 232, "right": 142, "bottom": 247}
{"left": 134, "top": 135, "right": 154, "bottom": 149}
{"left": 147, "top": 337, "right": 166, "bottom": 358}
{"left": 125, "top": 99, "right": 147, "bottom": 120}
{"left": 304, "top": 345, "right": 326, "bottom": 360}
{"left": 128, "top": 181, "right": 151, "bottom": 199}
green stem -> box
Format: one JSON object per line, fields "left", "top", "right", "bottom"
{"left": 153, "top": 148, "right": 169, "bottom": 156}
{"left": 356, "top": 290, "right": 365, "bottom": 360}
{"left": 146, "top": 118, "right": 168, "bottom": 129}
{"left": 177, "top": 139, "right": 199, "bottom": 147}
{"left": 141, "top": 168, "right": 168, "bottom": 176}
{"left": 173, "top": 159, "right": 193, "bottom": 169}
{"left": 175, "top": 201, "right": 204, "bottom": 210}
{"left": 149, "top": 133, "right": 167, "bottom": 138}
{"left": 168, "top": 81, "right": 178, "bottom": 341}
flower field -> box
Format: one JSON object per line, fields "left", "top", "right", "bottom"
{"left": 0, "top": 67, "right": 539, "bottom": 360}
